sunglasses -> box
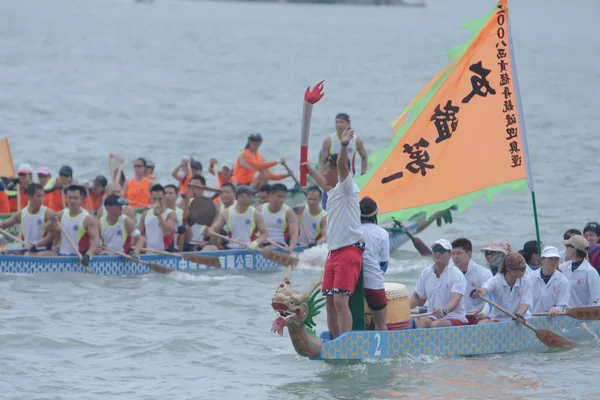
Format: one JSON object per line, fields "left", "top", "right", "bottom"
{"left": 134, "top": 164, "right": 145, "bottom": 168}
{"left": 432, "top": 246, "right": 451, "bottom": 254}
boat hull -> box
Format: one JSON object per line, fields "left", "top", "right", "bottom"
{"left": 311, "top": 316, "right": 600, "bottom": 360}
{"left": 0, "top": 248, "right": 301, "bottom": 275}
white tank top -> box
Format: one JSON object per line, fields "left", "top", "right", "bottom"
{"left": 219, "top": 201, "right": 235, "bottom": 233}
{"left": 100, "top": 215, "right": 128, "bottom": 254}
{"left": 58, "top": 209, "right": 89, "bottom": 255}
{"left": 172, "top": 207, "right": 184, "bottom": 250}
{"left": 262, "top": 204, "right": 289, "bottom": 245}
{"left": 330, "top": 132, "right": 357, "bottom": 174}
{"left": 226, "top": 206, "right": 256, "bottom": 249}
{"left": 144, "top": 209, "right": 173, "bottom": 251}
{"left": 300, "top": 205, "right": 326, "bottom": 243}
{"left": 20, "top": 205, "right": 47, "bottom": 245}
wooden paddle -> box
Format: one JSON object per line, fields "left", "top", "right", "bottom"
{"left": 533, "top": 306, "right": 600, "bottom": 320}
{"left": 0, "top": 227, "right": 31, "bottom": 250}
{"left": 56, "top": 221, "right": 94, "bottom": 274}
{"left": 101, "top": 246, "right": 173, "bottom": 274}
{"left": 209, "top": 232, "right": 298, "bottom": 267}
{"left": 142, "top": 247, "right": 221, "bottom": 268}
{"left": 479, "top": 297, "right": 575, "bottom": 349}
{"left": 266, "top": 239, "right": 300, "bottom": 257}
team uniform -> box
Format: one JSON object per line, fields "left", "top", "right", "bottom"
{"left": 19, "top": 206, "right": 48, "bottom": 247}
{"left": 262, "top": 204, "right": 290, "bottom": 246}
{"left": 461, "top": 260, "right": 493, "bottom": 324}
{"left": 361, "top": 223, "right": 390, "bottom": 310}
{"left": 144, "top": 209, "right": 175, "bottom": 251}
{"left": 298, "top": 206, "right": 326, "bottom": 244}
{"left": 529, "top": 268, "right": 570, "bottom": 312}
{"left": 225, "top": 207, "right": 258, "bottom": 249}
{"left": 414, "top": 264, "right": 468, "bottom": 325}
{"left": 481, "top": 273, "right": 532, "bottom": 322}
{"left": 58, "top": 210, "right": 91, "bottom": 256}
{"left": 99, "top": 215, "right": 132, "bottom": 254}
{"left": 558, "top": 259, "right": 600, "bottom": 307}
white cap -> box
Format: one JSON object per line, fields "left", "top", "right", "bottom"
{"left": 221, "top": 163, "right": 232, "bottom": 170}
{"left": 541, "top": 246, "right": 560, "bottom": 259}
{"left": 432, "top": 239, "right": 452, "bottom": 251}
{"left": 17, "top": 163, "right": 33, "bottom": 175}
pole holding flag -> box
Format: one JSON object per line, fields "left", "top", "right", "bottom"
{"left": 300, "top": 80, "right": 324, "bottom": 186}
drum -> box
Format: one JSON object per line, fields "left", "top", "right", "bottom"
{"left": 365, "top": 282, "right": 411, "bottom": 330}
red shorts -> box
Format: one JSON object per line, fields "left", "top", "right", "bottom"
{"left": 466, "top": 314, "right": 478, "bottom": 325}
{"left": 322, "top": 246, "right": 363, "bottom": 296}
{"left": 364, "top": 288, "right": 387, "bottom": 310}
{"left": 428, "top": 317, "right": 465, "bottom": 326}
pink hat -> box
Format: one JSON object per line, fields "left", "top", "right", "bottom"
{"left": 37, "top": 167, "right": 51, "bottom": 175}
{"left": 480, "top": 240, "right": 511, "bottom": 254}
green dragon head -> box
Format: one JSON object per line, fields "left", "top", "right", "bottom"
{"left": 271, "top": 266, "right": 325, "bottom": 336}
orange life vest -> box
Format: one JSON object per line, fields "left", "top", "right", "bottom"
{"left": 126, "top": 177, "right": 151, "bottom": 209}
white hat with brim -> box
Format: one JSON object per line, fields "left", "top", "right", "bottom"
{"left": 541, "top": 246, "right": 560, "bottom": 259}
{"left": 432, "top": 239, "right": 452, "bottom": 251}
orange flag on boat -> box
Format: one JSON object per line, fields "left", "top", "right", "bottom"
{"left": 355, "top": 0, "right": 531, "bottom": 221}
{"left": 0, "top": 137, "right": 15, "bottom": 177}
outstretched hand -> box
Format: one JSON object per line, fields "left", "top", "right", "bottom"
{"left": 340, "top": 127, "right": 354, "bottom": 146}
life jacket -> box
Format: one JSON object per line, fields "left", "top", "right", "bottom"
{"left": 126, "top": 177, "right": 151, "bottom": 209}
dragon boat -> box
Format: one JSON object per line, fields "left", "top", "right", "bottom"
{"left": 271, "top": 268, "right": 600, "bottom": 360}
{"left": 0, "top": 247, "right": 301, "bottom": 275}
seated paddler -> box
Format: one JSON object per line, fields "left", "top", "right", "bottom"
{"left": 259, "top": 183, "right": 298, "bottom": 253}
{"left": 470, "top": 252, "right": 532, "bottom": 324}
{"left": 529, "top": 246, "right": 569, "bottom": 318}
{"left": 409, "top": 239, "right": 468, "bottom": 328}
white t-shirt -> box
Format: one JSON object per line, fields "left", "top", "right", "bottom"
{"left": 326, "top": 175, "right": 362, "bottom": 251}
{"left": 414, "top": 264, "right": 467, "bottom": 322}
{"left": 461, "top": 260, "right": 493, "bottom": 313}
{"left": 482, "top": 274, "right": 532, "bottom": 322}
{"left": 529, "top": 268, "right": 570, "bottom": 312}
{"left": 559, "top": 259, "right": 600, "bottom": 307}
{"left": 361, "top": 223, "right": 390, "bottom": 290}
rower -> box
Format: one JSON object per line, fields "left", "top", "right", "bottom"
{"left": 518, "top": 240, "right": 541, "bottom": 275}
{"left": 164, "top": 184, "right": 184, "bottom": 250}
{"left": 52, "top": 185, "right": 100, "bottom": 268}
{"left": 96, "top": 183, "right": 136, "bottom": 221}
{"left": 450, "top": 238, "right": 492, "bottom": 325}
{"left": 180, "top": 175, "right": 210, "bottom": 249}
{"left": 171, "top": 157, "right": 202, "bottom": 200}
{"left": 123, "top": 157, "right": 152, "bottom": 209}
{"left": 479, "top": 240, "right": 511, "bottom": 276}
{"left": 138, "top": 184, "right": 176, "bottom": 252}
{"left": 261, "top": 183, "right": 298, "bottom": 253}
{"left": 295, "top": 186, "right": 327, "bottom": 246}
{"left": 257, "top": 184, "right": 270, "bottom": 207}
{"left": 471, "top": 252, "right": 532, "bottom": 325}
{"left": 409, "top": 239, "right": 468, "bottom": 328}
{"left": 208, "top": 159, "right": 233, "bottom": 187}
{"left": 208, "top": 185, "right": 268, "bottom": 251}
{"left": 560, "top": 228, "right": 582, "bottom": 262}
{"left": 37, "top": 167, "right": 55, "bottom": 191}
{"left": 231, "top": 133, "right": 289, "bottom": 189}
{"left": 46, "top": 166, "right": 73, "bottom": 212}
{"left": 359, "top": 197, "right": 389, "bottom": 331}
{"left": 583, "top": 222, "right": 600, "bottom": 246}
{"left": 6, "top": 163, "right": 33, "bottom": 212}
{"left": 529, "top": 246, "right": 569, "bottom": 318}
{"left": 86, "top": 175, "right": 108, "bottom": 214}
{"left": 98, "top": 194, "right": 145, "bottom": 257}
{"left": 0, "top": 183, "right": 54, "bottom": 256}
{"left": 303, "top": 126, "right": 364, "bottom": 339}
{"left": 559, "top": 234, "right": 600, "bottom": 307}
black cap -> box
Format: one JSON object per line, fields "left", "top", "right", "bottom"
{"left": 59, "top": 166, "right": 73, "bottom": 177}
{"left": 247, "top": 133, "right": 263, "bottom": 142}
{"left": 335, "top": 113, "right": 350, "bottom": 122}
{"left": 93, "top": 175, "right": 108, "bottom": 188}
{"left": 584, "top": 222, "right": 600, "bottom": 236}
{"left": 191, "top": 160, "right": 203, "bottom": 170}
{"left": 104, "top": 194, "right": 128, "bottom": 207}
{"left": 235, "top": 185, "right": 257, "bottom": 196}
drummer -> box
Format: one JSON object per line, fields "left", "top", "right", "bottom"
{"left": 359, "top": 197, "right": 389, "bottom": 331}
{"left": 409, "top": 239, "right": 468, "bottom": 328}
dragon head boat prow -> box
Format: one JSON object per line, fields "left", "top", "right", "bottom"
{"left": 271, "top": 266, "right": 325, "bottom": 358}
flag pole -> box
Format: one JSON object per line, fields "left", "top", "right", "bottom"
{"left": 508, "top": 13, "right": 541, "bottom": 255}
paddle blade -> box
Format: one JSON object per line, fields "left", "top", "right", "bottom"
{"left": 146, "top": 263, "right": 174, "bottom": 274}
{"left": 536, "top": 328, "right": 576, "bottom": 349}
{"left": 566, "top": 306, "right": 600, "bottom": 320}
{"left": 259, "top": 249, "right": 299, "bottom": 267}
{"left": 188, "top": 197, "right": 217, "bottom": 226}
{"left": 183, "top": 254, "right": 221, "bottom": 268}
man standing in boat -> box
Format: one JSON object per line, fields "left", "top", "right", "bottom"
{"left": 52, "top": 185, "right": 100, "bottom": 268}
{"left": 304, "top": 127, "right": 364, "bottom": 339}
{"left": 451, "top": 238, "right": 492, "bottom": 324}
{"left": 138, "top": 184, "right": 177, "bottom": 252}
{"left": 0, "top": 183, "right": 55, "bottom": 256}
{"left": 207, "top": 185, "right": 268, "bottom": 251}
{"left": 409, "top": 239, "right": 468, "bottom": 328}
{"left": 98, "top": 194, "right": 145, "bottom": 257}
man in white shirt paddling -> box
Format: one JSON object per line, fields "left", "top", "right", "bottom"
{"left": 451, "top": 238, "right": 492, "bottom": 325}
{"left": 409, "top": 239, "right": 468, "bottom": 328}
{"left": 260, "top": 183, "right": 299, "bottom": 253}
{"left": 97, "top": 195, "right": 145, "bottom": 257}
{"left": 530, "top": 246, "right": 569, "bottom": 318}
{"left": 559, "top": 235, "right": 600, "bottom": 307}
{"left": 304, "top": 126, "right": 364, "bottom": 339}
{"left": 138, "top": 184, "right": 177, "bottom": 252}
{"left": 359, "top": 197, "right": 390, "bottom": 331}
{"left": 294, "top": 186, "right": 327, "bottom": 246}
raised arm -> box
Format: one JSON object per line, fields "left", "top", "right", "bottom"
{"left": 337, "top": 127, "right": 353, "bottom": 182}
{"left": 356, "top": 137, "right": 368, "bottom": 175}
{"left": 302, "top": 162, "right": 331, "bottom": 193}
